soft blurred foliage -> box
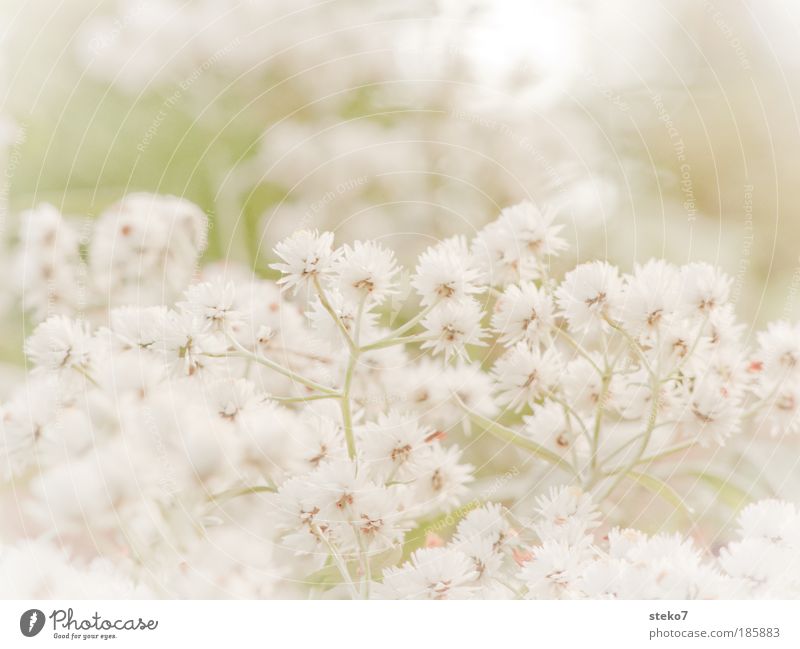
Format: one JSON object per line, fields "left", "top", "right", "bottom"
{"left": 3, "top": 0, "right": 800, "bottom": 330}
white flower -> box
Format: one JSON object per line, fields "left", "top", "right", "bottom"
{"left": 597, "top": 530, "right": 728, "bottom": 599}
{"left": 421, "top": 298, "right": 486, "bottom": 360}
{"left": 622, "top": 259, "right": 680, "bottom": 336}
{"left": 678, "top": 374, "right": 742, "bottom": 445}
{"left": 556, "top": 261, "right": 623, "bottom": 333}
{"left": 522, "top": 401, "right": 572, "bottom": 454}
{"left": 472, "top": 201, "right": 566, "bottom": 288}
{"left": 13, "top": 204, "right": 84, "bottom": 319}
{"left": 679, "top": 262, "right": 732, "bottom": 317}
{"left": 472, "top": 220, "right": 539, "bottom": 287}
{"left": 491, "top": 282, "right": 555, "bottom": 346}
{"left": 179, "top": 279, "right": 245, "bottom": 333}
{"left": 442, "top": 360, "right": 498, "bottom": 422}
{"left": 293, "top": 413, "right": 348, "bottom": 471}
{"left": 561, "top": 355, "right": 610, "bottom": 414}
{"left": 0, "top": 377, "right": 90, "bottom": 478}
{"left": 755, "top": 378, "right": 800, "bottom": 436}
{"left": 496, "top": 201, "right": 567, "bottom": 258}
{"left": 520, "top": 540, "right": 588, "bottom": 599}
{"left": 735, "top": 500, "right": 800, "bottom": 543}
{"left": 413, "top": 444, "right": 474, "bottom": 514}
{"left": 104, "top": 306, "right": 170, "bottom": 352}
{"left": 307, "top": 459, "right": 379, "bottom": 523}
{"left": 0, "top": 539, "right": 151, "bottom": 598}
{"left": 333, "top": 240, "right": 398, "bottom": 305}
{"left": 351, "top": 488, "right": 408, "bottom": 551}
{"left": 306, "top": 289, "right": 377, "bottom": 347}
{"left": 378, "top": 548, "right": 478, "bottom": 599}
{"left": 358, "top": 410, "right": 434, "bottom": 481}
{"left": 270, "top": 230, "right": 338, "bottom": 294}
{"left": 90, "top": 193, "right": 208, "bottom": 305}
{"left": 706, "top": 304, "right": 745, "bottom": 351}
{"left": 491, "top": 343, "right": 562, "bottom": 411}
{"left": 205, "top": 377, "right": 264, "bottom": 424}
{"left": 412, "top": 237, "right": 484, "bottom": 307}
{"left": 531, "top": 486, "right": 600, "bottom": 545}
{"left": 158, "top": 310, "right": 226, "bottom": 377}
{"left": 272, "top": 476, "right": 332, "bottom": 554}
{"left": 454, "top": 503, "right": 517, "bottom": 556}
{"left": 24, "top": 316, "right": 93, "bottom": 373}
{"left": 756, "top": 321, "right": 800, "bottom": 381}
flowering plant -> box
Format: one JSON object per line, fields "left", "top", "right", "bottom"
{"left": 2, "top": 195, "right": 799, "bottom": 599}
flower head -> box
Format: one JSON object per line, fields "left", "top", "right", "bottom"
{"left": 334, "top": 240, "right": 398, "bottom": 305}
{"left": 421, "top": 298, "right": 486, "bottom": 360}
{"left": 412, "top": 237, "right": 484, "bottom": 307}
{"left": 491, "top": 282, "right": 555, "bottom": 346}
{"left": 25, "top": 316, "right": 93, "bottom": 373}
{"left": 270, "top": 230, "right": 338, "bottom": 294}
{"left": 556, "top": 261, "right": 623, "bottom": 333}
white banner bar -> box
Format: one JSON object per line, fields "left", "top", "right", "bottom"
{"left": 1, "top": 600, "right": 799, "bottom": 648}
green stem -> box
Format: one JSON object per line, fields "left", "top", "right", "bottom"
{"left": 550, "top": 395, "right": 592, "bottom": 447}
{"left": 313, "top": 524, "right": 359, "bottom": 600}
{"left": 604, "top": 439, "right": 698, "bottom": 475}
{"left": 553, "top": 327, "right": 602, "bottom": 374}
{"left": 360, "top": 334, "right": 430, "bottom": 352}
{"left": 361, "top": 303, "right": 436, "bottom": 352}
{"left": 456, "top": 398, "right": 577, "bottom": 477}
{"left": 207, "top": 484, "right": 276, "bottom": 503}
{"left": 222, "top": 334, "right": 338, "bottom": 396}
{"left": 590, "top": 370, "right": 612, "bottom": 471}
{"left": 340, "top": 351, "right": 358, "bottom": 459}
{"left": 269, "top": 393, "right": 342, "bottom": 403}
{"left": 313, "top": 276, "right": 356, "bottom": 352}
{"left": 599, "top": 373, "right": 661, "bottom": 500}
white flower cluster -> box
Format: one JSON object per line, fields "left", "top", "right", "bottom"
{"left": 2, "top": 195, "right": 799, "bottom": 598}
{"left": 0, "top": 539, "right": 152, "bottom": 599}
{"left": 12, "top": 193, "right": 207, "bottom": 320}
{"left": 381, "top": 488, "right": 800, "bottom": 599}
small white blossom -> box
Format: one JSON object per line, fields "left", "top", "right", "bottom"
{"left": 556, "top": 261, "right": 623, "bottom": 333}
{"left": 378, "top": 548, "right": 479, "bottom": 599}
{"left": 358, "top": 410, "right": 434, "bottom": 481}
{"left": 491, "top": 282, "right": 555, "bottom": 346}
{"left": 180, "top": 279, "right": 245, "bottom": 333}
{"left": 412, "top": 237, "right": 484, "bottom": 307}
{"left": 24, "top": 316, "right": 93, "bottom": 373}
{"left": 491, "top": 343, "right": 562, "bottom": 412}
{"left": 622, "top": 259, "right": 680, "bottom": 337}
{"left": 270, "top": 230, "right": 338, "bottom": 294}
{"left": 679, "top": 262, "right": 732, "bottom": 318}
{"left": 333, "top": 240, "right": 399, "bottom": 305}
{"left": 421, "top": 298, "right": 486, "bottom": 360}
